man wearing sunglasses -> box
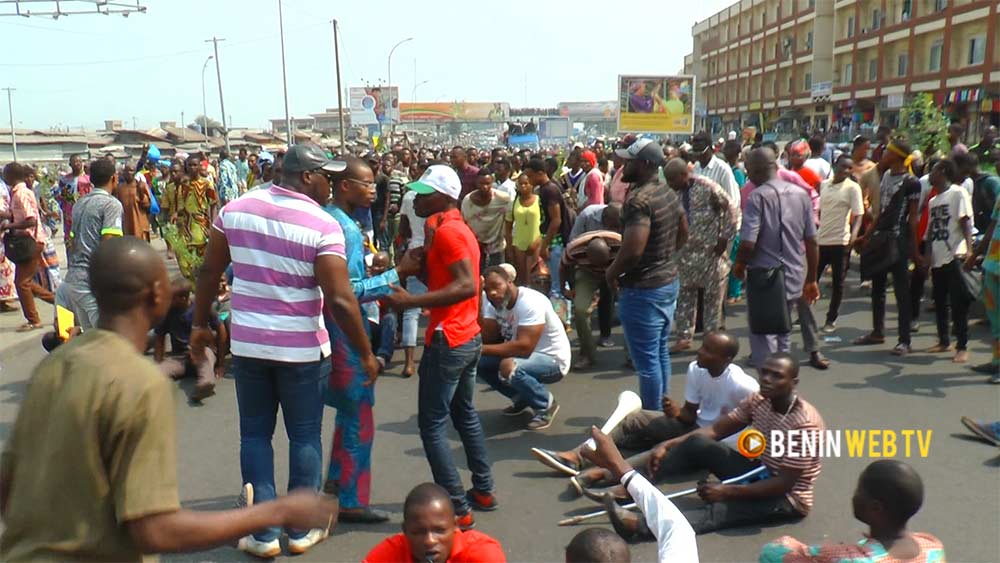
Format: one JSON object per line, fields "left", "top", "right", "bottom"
{"left": 191, "top": 144, "right": 378, "bottom": 557}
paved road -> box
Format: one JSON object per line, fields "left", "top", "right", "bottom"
{"left": 1, "top": 269, "right": 998, "bottom": 562}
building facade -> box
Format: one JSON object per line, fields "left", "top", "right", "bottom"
{"left": 693, "top": 0, "right": 999, "bottom": 141}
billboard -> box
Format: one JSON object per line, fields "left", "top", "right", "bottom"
{"left": 557, "top": 101, "right": 618, "bottom": 121}
{"left": 349, "top": 86, "right": 399, "bottom": 127}
{"left": 617, "top": 75, "right": 695, "bottom": 134}
{"left": 399, "top": 102, "right": 509, "bottom": 123}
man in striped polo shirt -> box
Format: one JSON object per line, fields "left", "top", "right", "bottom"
{"left": 191, "top": 144, "right": 377, "bottom": 558}
{"left": 609, "top": 352, "right": 824, "bottom": 538}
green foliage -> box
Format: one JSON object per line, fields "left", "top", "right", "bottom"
{"left": 898, "top": 93, "right": 949, "bottom": 156}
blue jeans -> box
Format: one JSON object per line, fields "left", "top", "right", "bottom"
{"left": 232, "top": 355, "right": 329, "bottom": 542}
{"left": 618, "top": 280, "right": 680, "bottom": 409}
{"left": 478, "top": 353, "right": 563, "bottom": 410}
{"left": 402, "top": 276, "right": 428, "bottom": 348}
{"left": 548, "top": 244, "right": 571, "bottom": 324}
{"left": 418, "top": 332, "right": 493, "bottom": 515}
{"left": 372, "top": 313, "right": 397, "bottom": 362}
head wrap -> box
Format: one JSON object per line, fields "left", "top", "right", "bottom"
{"left": 788, "top": 140, "right": 811, "bottom": 159}
{"left": 581, "top": 150, "right": 598, "bottom": 168}
{"left": 887, "top": 142, "right": 914, "bottom": 175}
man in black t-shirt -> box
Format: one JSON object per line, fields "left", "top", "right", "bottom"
{"left": 524, "top": 158, "right": 574, "bottom": 322}
{"left": 853, "top": 138, "right": 921, "bottom": 356}
{"left": 605, "top": 139, "right": 689, "bottom": 409}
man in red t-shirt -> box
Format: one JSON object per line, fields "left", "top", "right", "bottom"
{"left": 384, "top": 165, "right": 496, "bottom": 530}
{"left": 363, "top": 483, "right": 506, "bottom": 563}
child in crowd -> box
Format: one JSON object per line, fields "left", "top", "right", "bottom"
{"left": 153, "top": 277, "right": 228, "bottom": 400}
{"left": 368, "top": 251, "right": 396, "bottom": 372}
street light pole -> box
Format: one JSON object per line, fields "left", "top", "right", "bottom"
{"left": 205, "top": 37, "right": 231, "bottom": 153}
{"left": 277, "top": 0, "right": 292, "bottom": 148}
{"left": 412, "top": 80, "right": 429, "bottom": 127}
{"left": 3, "top": 88, "right": 16, "bottom": 161}
{"left": 201, "top": 55, "right": 214, "bottom": 135}
{"left": 387, "top": 37, "right": 413, "bottom": 140}
{"left": 333, "top": 19, "right": 346, "bottom": 152}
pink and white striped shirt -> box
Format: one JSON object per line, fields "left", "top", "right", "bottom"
{"left": 214, "top": 185, "right": 346, "bottom": 363}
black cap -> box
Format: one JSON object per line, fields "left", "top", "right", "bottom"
{"left": 282, "top": 144, "right": 347, "bottom": 174}
{"left": 613, "top": 138, "right": 665, "bottom": 165}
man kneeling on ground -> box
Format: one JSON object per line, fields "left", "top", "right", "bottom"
{"left": 479, "top": 265, "right": 572, "bottom": 431}
{"left": 363, "top": 483, "right": 506, "bottom": 563}
{"left": 601, "top": 353, "right": 825, "bottom": 536}
{"left": 531, "top": 331, "right": 756, "bottom": 476}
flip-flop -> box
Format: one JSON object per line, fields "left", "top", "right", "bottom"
{"left": 16, "top": 323, "right": 44, "bottom": 333}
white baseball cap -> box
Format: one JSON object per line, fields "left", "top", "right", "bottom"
{"left": 407, "top": 164, "right": 461, "bottom": 200}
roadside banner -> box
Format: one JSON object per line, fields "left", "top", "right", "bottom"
{"left": 617, "top": 75, "right": 695, "bottom": 134}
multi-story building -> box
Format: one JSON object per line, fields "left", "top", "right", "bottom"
{"left": 693, "top": 0, "right": 835, "bottom": 137}
{"left": 831, "top": 0, "right": 998, "bottom": 139}
{"left": 693, "top": 0, "right": 999, "bottom": 141}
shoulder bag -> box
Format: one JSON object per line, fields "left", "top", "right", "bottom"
{"left": 745, "top": 183, "right": 792, "bottom": 335}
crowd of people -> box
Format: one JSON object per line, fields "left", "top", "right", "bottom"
{"left": 0, "top": 119, "right": 998, "bottom": 562}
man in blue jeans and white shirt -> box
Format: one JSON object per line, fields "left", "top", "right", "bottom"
{"left": 605, "top": 139, "right": 689, "bottom": 409}
{"left": 479, "top": 265, "right": 572, "bottom": 431}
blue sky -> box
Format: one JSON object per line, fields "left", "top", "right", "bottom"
{"left": 0, "top": 0, "right": 734, "bottom": 131}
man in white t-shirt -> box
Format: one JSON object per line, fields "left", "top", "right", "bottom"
{"left": 478, "top": 265, "right": 571, "bottom": 431}
{"left": 530, "top": 331, "right": 758, "bottom": 478}
{"left": 922, "top": 159, "right": 974, "bottom": 363}
{"left": 804, "top": 137, "right": 832, "bottom": 181}
{"left": 816, "top": 156, "right": 864, "bottom": 333}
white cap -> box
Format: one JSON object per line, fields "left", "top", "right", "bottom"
{"left": 407, "top": 164, "right": 462, "bottom": 200}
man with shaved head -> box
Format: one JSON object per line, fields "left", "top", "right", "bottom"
{"left": 565, "top": 528, "right": 631, "bottom": 563}
{"left": 363, "top": 483, "right": 505, "bottom": 563}
{"left": 761, "top": 460, "right": 944, "bottom": 561}
{"left": 1, "top": 238, "right": 339, "bottom": 561}
{"left": 734, "top": 148, "right": 821, "bottom": 368}
{"left": 664, "top": 157, "right": 738, "bottom": 355}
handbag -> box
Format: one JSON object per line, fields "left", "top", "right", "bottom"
{"left": 745, "top": 184, "right": 792, "bottom": 335}
{"left": 3, "top": 231, "right": 36, "bottom": 263}
{"left": 860, "top": 186, "right": 907, "bottom": 279}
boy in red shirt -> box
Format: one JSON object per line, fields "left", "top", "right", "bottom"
{"left": 363, "top": 483, "right": 505, "bottom": 563}
{"left": 384, "top": 165, "right": 496, "bottom": 530}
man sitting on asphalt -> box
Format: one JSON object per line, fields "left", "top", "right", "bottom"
{"left": 478, "top": 265, "right": 572, "bottom": 431}
{"left": 362, "top": 483, "right": 506, "bottom": 563}
{"left": 530, "top": 331, "right": 756, "bottom": 478}
{"left": 597, "top": 353, "right": 825, "bottom": 536}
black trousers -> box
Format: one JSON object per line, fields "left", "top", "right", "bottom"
{"left": 931, "top": 259, "right": 971, "bottom": 350}
{"left": 910, "top": 241, "right": 929, "bottom": 322}
{"left": 817, "top": 245, "right": 849, "bottom": 325}
{"left": 640, "top": 435, "right": 801, "bottom": 535}
{"left": 871, "top": 257, "right": 912, "bottom": 345}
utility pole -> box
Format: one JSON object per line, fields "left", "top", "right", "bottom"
{"left": 333, "top": 19, "right": 346, "bottom": 153}
{"left": 205, "top": 37, "right": 231, "bottom": 153}
{"left": 181, "top": 111, "right": 186, "bottom": 142}
{"left": 278, "top": 0, "right": 292, "bottom": 148}
{"left": 387, "top": 37, "right": 413, "bottom": 141}
{"left": 3, "top": 88, "right": 16, "bottom": 161}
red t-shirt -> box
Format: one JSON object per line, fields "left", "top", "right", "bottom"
{"left": 363, "top": 529, "right": 506, "bottom": 563}
{"left": 424, "top": 208, "right": 481, "bottom": 347}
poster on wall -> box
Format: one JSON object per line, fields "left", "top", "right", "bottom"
{"left": 616, "top": 75, "right": 695, "bottom": 134}
{"left": 349, "top": 86, "right": 399, "bottom": 127}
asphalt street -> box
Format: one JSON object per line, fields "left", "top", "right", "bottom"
{"left": 1, "top": 264, "right": 998, "bottom": 562}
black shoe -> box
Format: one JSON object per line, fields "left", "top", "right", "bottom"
{"left": 809, "top": 351, "right": 831, "bottom": 370}
{"left": 530, "top": 447, "right": 580, "bottom": 476}
{"left": 502, "top": 402, "right": 533, "bottom": 416}
{"left": 338, "top": 507, "right": 391, "bottom": 524}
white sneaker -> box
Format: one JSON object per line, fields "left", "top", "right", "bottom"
{"left": 287, "top": 528, "right": 329, "bottom": 555}
{"left": 237, "top": 535, "right": 281, "bottom": 559}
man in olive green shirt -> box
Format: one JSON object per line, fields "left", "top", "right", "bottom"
{"left": 0, "top": 237, "right": 338, "bottom": 561}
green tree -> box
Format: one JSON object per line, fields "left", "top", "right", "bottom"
{"left": 898, "top": 92, "right": 949, "bottom": 156}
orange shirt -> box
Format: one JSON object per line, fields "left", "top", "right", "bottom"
{"left": 423, "top": 209, "right": 481, "bottom": 347}
{"left": 363, "top": 529, "right": 506, "bottom": 563}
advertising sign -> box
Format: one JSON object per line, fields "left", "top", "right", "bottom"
{"left": 399, "top": 102, "right": 509, "bottom": 122}
{"left": 617, "top": 75, "right": 695, "bottom": 134}
{"left": 349, "top": 86, "right": 399, "bottom": 127}
{"left": 557, "top": 101, "right": 618, "bottom": 121}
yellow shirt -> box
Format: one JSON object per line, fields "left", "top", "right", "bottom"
{"left": 507, "top": 196, "right": 541, "bottom": 251}
{"left": 1, "top": 330, "right": 180, "bottom": 562}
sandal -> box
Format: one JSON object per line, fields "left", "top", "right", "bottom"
{"left": 16, "top": 323, "right": 44, "bottom": 333}
{"left": 0, "top": 302, "right": 17, "bottom": 313}
{"left": 890, "top": 343, "right": 911, "bottom": 356}
{"left": 852, "top": 333, "right": 885, "bottom": 345}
